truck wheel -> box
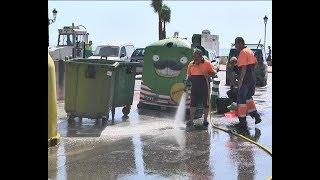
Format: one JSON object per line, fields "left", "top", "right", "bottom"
{"left": 102, "top": 115, "right": 109, "bottom": 123}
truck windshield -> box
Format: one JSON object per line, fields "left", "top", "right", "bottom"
{"left": 93, "top": 46, "right": 119, "bottom": 57}
{"left": 132, "top": 49, "right": 145, "bottom": 56}
{"left": 58, "top": 34, "right": 74, "bottom": 46}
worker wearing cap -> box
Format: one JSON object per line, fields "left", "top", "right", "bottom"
{"left": 85, "top": 40, "right": 93, "bottom": 57}
{"left": 186, "top": 48, "right": 216, "bottom": 129}
{"left": 233, "top": 37, "right": 262, "bottom": 128}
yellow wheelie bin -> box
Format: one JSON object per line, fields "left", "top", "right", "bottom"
{"left": 48, "top": 53, "right": 60, "bottom": 147}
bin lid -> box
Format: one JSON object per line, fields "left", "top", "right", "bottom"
{"left": 146, "top": 38, "right": 191, "bottom": 49}
{"left": 65, "top": 58, "right": 120, "bottom": 69}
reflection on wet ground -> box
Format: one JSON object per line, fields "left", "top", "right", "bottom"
{"left": 49, "top": 71, "right": 272, "bottom": 179}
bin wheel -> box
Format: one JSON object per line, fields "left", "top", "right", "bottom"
{"left": 122, "top": 106, "right": 130, "bottom": 116}
{"left": 102, "top": 115, "right": 109, "bottom": 123}
{"left": 67, "top": 114, "right": 74, "bottom": 122}
{"left": 137, "top": 103, "right": 141, "bottom": 109}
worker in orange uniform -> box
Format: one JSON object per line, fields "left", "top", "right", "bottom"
{"left": 233, "top": 37, "right": 261, "bottom": 128}
{"left": 186, "top": 48, "right": 216, "bottom": 130}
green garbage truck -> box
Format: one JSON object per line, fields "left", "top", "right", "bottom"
{"left": 138, "top": 37, "right": 193, "bottom": 110}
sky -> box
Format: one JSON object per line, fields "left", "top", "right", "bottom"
{"left": 48, "top": 1, "right": 272, "bottom": 54}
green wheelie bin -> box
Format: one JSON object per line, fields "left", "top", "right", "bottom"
{"left": 64, "top": 59, "right": 119, "bottom": 122}
{"left": 105, "top": 61, "right": 138, "bottom": 120}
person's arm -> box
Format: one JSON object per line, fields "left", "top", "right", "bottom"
{"left": 236, "top": 50, "right": 248, "bottom": 87}
{"left": 238, "top": 65, "right": 246, "bottom": 88}
{"left": 207, "top": 61, "right": 216, "bottom": 77}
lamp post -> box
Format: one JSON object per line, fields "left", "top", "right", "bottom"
{"left": 263, "top": 15, "right": 268, "bottom": 59}
{"left": 48, "top": 9, "right": 58, "bottom": 46}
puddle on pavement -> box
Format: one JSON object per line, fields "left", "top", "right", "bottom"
{"left": 50, "top": 72, "right": 271, "bottom": 179}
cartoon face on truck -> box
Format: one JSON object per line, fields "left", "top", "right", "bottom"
{"left": 151, "top": 50, "right": 189, "bottom": 77}
{"left": 140, "top": 38, "right": 193, "bottom": 106}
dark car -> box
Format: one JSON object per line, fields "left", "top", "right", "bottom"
{"left": 130, "top": 48, "right": 145, "bottom": 74}
{"left": 226, "top": 44, "right": 268, "bottom": 87}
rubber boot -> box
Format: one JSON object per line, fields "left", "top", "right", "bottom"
{"left": 249, "top": 111, "right": 262, "bottom": 124}
{"left": 235, "top": 117, "right": 247, "bottom": 129}
{"left": 203, "top": 119, "right": 209, "bottom": 128}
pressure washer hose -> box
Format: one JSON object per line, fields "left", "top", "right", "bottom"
{"left": 206, "top": 75, "right": 272, "bottom": 180}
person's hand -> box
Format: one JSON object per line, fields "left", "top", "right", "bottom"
{"left": 230, "top": 57, "right": 237, "bottom": 64}
{"left": 204, "top": 75, "right": 211, "bottom": 83}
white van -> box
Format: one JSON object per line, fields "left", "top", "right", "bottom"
{"left": 89, "top": 43, "right": 135, "bottom": 62}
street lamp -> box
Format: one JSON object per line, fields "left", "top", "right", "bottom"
{"left": 263, "top": 15, "right": 268, "bottom": 59}
{"left": 48, "top": 9, "right": 58, "bottom": 46}
{"left": 48, "top": 8, "right": 58, "bottom": 25}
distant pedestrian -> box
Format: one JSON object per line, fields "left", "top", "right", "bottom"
{"left": 85, "top": 41, "right": 93, "bottom": 57}
{"left": 267, "top": 46, "right": 272, "bottom": 62}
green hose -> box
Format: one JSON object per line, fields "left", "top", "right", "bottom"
{"left": 210, "top": 121, "right": 272, "bottom": 156}
{"left": 207, "top": 74, "right": 272, "bottom": 179}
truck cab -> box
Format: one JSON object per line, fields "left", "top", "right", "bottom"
{"left": 191, "top": 30, "right": 220, "bottom": 71}
{"left": 49, "top": 23, "right": 90, "bottom": 61}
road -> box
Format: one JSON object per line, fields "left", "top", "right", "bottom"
{"left": 49, "top": 69, "right": 272, "bottom": 180}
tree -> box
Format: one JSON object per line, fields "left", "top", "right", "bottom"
{"left": 151, "top": 0, "right": 163, "bottom": 40}
{"left": 161, "top": 4, "right": 171, "bottom": 39}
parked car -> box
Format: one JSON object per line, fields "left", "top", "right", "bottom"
{"left": 226, "top": 44, "right": 268, "bottom": 87}
{"left": 130, "top": 48, "right": 145, "bottom": 74}
{"left": 89, "top": 43, "right": 135, "bottom": 62}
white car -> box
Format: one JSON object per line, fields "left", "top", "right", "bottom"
{"left": 89, "top": 43, "right": 135, "bottom": 62}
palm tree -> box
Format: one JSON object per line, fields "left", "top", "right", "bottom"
{"left": 161, "top": 4, "right": 171, "bottom": 39}
{"left": 151, "top": 0, "right": 163, "bottom": 40}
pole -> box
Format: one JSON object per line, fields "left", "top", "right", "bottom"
{"left": 264, "top": 22, "right": 267, "bottom": 60}
{"left": 48, "top": 19, "right": 50, "bottom": 47}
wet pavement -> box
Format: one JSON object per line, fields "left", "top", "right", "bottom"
{"left": 48, "top": 70, "right": 272, "bottom": 180}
